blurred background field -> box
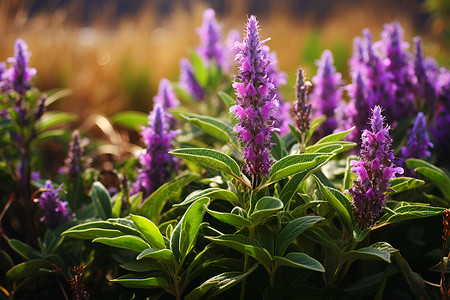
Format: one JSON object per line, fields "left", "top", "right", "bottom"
{"left": 1, "top": 0, "right": 449, "bottom": 118}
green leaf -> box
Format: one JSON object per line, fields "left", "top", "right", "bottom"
{"left": 218, "top": 91, "right": 235, "bottom": 110}
{"left": 314, "top": 175, "right": 353, "bottom": 231}
{"left": 270, "top": 131, "right": 288, "bottom": 161}
{"left": 316, "top": 126, "right": 355, "bottom": 143}
{"left": 249, "top": 197, "right": 283, "bottom": 225}
{"left": 341, "top": 246, "right": 391, "bottom": 264}
{"left": 62, "top": 222, "right": 127, "bottom": 240}
{"left": 111, "top": 192, "right": 123, "bottom": 218}
{"left": 393, "top": 250, "right": 426, "bottom": 298}
{"left": 45, "top": 88, "right": 72, "bottom": 106}
{"left": 269, "top": 153, "right": 334, "bottom": 184}
{"left": 305, "top": 141, "right": 356, "bottom": 154}
{"left": 170, "top": 218, "right": 182, "bottom": 261}
{"left": 185, "top": 263, "right": 259, "bottom": 300}
{"left": 6, "top": 259, "right": 54, "bottom": 282}
{"left": 110, "top": 274, "right": 169, "bottom": 289}
{"left": 139, "top": 172, "right": 199, "bottom": 222}
{"left": 191, "top": 50, "right": 208, "bottom": 87}
{"left": 111, "top": 111, "right": 148, "bottom": 131}
{"left": 274, "top": 252, "right": 325, "bottom": 272}
{"left": 178, "top": 112, "right": 237, "bottom": 146}
{"left": 179, "top": 197, "right": 209, "bottom": 259}
{"left": 169, "top": 148, "right": 241, "bottom": 178}
{"left": 129, "top": 192, "right": 143, "bottom": 214}
{"left": 389, "top": 177, "right": 425, "bottom": 194}
{"left": 303, "top": 227, "right": 340, "bottom": 253}
{"left": 175, "top": 188, "right": 239, "bottom": 207}
{"left": 136, "top": 248, "right": 177, "bottom": 267}
{"left": 406, "top": 159, "right": 450, "bottom": 200}
{"left": 34, "top": 129, "right": 66, "bottom": 142}
{"left": 91, "top": 181, "right": 112, "bottom": 220}
{"left": 130, "top": 214, "right": 166, "bottom": 250}
{"left": 36, "top": 111, "right": 77, "bottom": 132}
{"left": 207, "top": 234, "right": 272, "bottom": 271}
{"left": 8, "top": 240, "right": 42, "bottom": 260}
{"left": 375, "top": 204, "right": 445, "bottom": 229}
{"left": 206, "top": 207, "right": 252, "bottom": 229}
{"left": 93, "top": 235, "right": 150, "bottom": 252}
{"left": 275, "top": 216, "right": 324, "bottom": 256}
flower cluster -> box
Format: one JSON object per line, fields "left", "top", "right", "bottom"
{"left": 34, "top": 180, "right": 73, "bottom": 230}
{"left": 231, "top": 15, "right": 278, "bottom": 177}
{"left": 348, "top": 106, "right": 403, "bottom": 228}
{"left": 196, "top": 8, "right": 224, "bottom": 68}
{"left": 310, "top": 50, "right": 342, "bottom": 137}
{"left": 131, "top": 104, "right": 180, "bottom": 198}
{"left": 291, "top": 67, "right": 311, "bottom": 133}
{"left": 179, "top": 58, "right": 205, "bottom": 101}
{"left": 64, "top": 130, "right": 87, "bottom": 181}
{"left": 401, "top": 112, "right": 433, "bottom": 174}
{"left": 153, "top": 78, "right": 179, "bottom": 129}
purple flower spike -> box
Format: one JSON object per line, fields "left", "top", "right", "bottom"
{"left": 153, "top": 78, "right": 180, "bottom": 109}
{"left": 65, "top": 130, "right": 86, "bottom": 180}
{"left": 414, "top": 37, "right": 438, "bottom": 111}
{"left": 6, "top": 39, "right": 36, "bottom": 94}
{"left": 196, "top": 8, "right": 224, "bottom": 68}
{"left": 401, "top": 112, "right": 433, "bottom": 174}
{"left": 348, "top": 106, "right": 404, "bottom": 228}
{"left": 231, "top": 15, "right": 278, "bottom": 177}
{"left": 179, "top": 58, "right": 204, "bottom": 101}
{"left": 34, "top": 180, "right": 73, "bottom": 230}
{"left": 311, "top": 50, "right": 342, "bottom": 137}
{"left": 291, "top": 68, "right": 311, "bottom": 133}
{"left": 131, "top": 104, "right": 180, "bottom": 198}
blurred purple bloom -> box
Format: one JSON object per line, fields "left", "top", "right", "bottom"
{"left": 0, "top": 62, "right": 10, "bottom": 92}
{"left": 414, "top": 37, "right": 438, "bottom": 112}
{"left": 6, "top": 39, "right": 36, "bottom": 94}
{"left": 432, "top": 68, "right": 450, "bottom": 164}
{"left": 65, "top": 130, "right": 85, "bottom": 180}
{"left": 196, "top": 8, "right": 224, "bottom": 68}
{"left": 131, "top": 104, "right": 180, "bottom": 198}
{"left": 311, "top": 50, "right": 342, "bottom": 137}
{"left": 34, "top": 180, "right": 73, "bottom": 230}
{"left": 401, "top": 112, "right": 433, "bottom": 174}
{"left": 291, "top": 68, "right": 311, "bottom": 133}
{"left": 231, "top": 15, "right": 278, "bottom": 177}
{"left": 348, "top": 106, "right": 404, "bottom": 228}
{"left": 223, "top": 29, "right": 240, "bottom": 73}
{"left": 153, "top": 78, "right": 180, "bottom": 109}
{"left": 179, "top": 58, "right": 204, "bottom": 101}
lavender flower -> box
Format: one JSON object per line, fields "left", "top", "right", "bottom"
{"left": 401, "top": 112, "right": 433, "bottom": 174}
{"left": 230, "top": 15, "right": 278, "bottom": 177}
{"left": 6, "top": 39, "right": 36, "bottom": 94}
{"left": 310, "top": 50, "right": 342, "bottom": 137}
{"left": 0, "top": 62, "right": 9, "bottom": 92}
{"left": 348, "top": 106, "right": 404, "bottom": 228}
{"left": 153, "top": 78, "right": 180, "bottom": 109}
{"left": 414, "top": 37, "right": 438, "bottom": 111}
{"left": 179, "top": 58, "right": 204, "bottom": 101}
{"left": 131, "top": 104, "right": 180, "bottom": 198}
{"left": 34, "top": 180, "right": 73, "bottom": 230}
{"left": 291, "top": 68, "right": 311, "bottom": 133}
{"left": 65, "top": 130, "right": 86, "bottom": 180}
{"left": 223, "top": 29, "right": 240, "bottom": 73}
{"left": 196, "top": 8, "right": 224, "bottom": 68}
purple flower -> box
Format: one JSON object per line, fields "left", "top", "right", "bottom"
{"left": 223, "top": 29, "right": 240, "bottom": 73}
{"left": 65, "top": 130, "right": 86, "bottom": 180}
{"left": 153, "top": 78, "right": 180, "bottom": 109}
{"left": 401, "top": 112, "right": 433, "bottom": 161}
{"left": 291, "top": 68, "right": 311, "bottom": 133}
{"left": 310, "top": 50, "right": 342, "bottom": 137}
{"left": 196, "top": 8, "right": 224, "bottom": 68}
{"left": 34, "top": 180, "right": 73, "bottom": 230}
{"left": 0, "top": 62, "right": 10, "bottom": 92}
{"left": 230, "top": 15, "right": 278, "bottom": 177}
{"left": 131, "top": 104, "right": 180, "bottom": 198}
{"left": 179, "top": 58, "right": 205, "bottom": 101}
{"left": 5, "top": 39, "right": 36, "bottom": 94}
{"left": 348, "top": 106, "right": 404, "bottom": 228}
{"left": 414, "top": 37, "right": 438, "bottom": 112}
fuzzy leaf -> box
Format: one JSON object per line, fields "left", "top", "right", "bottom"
{"left": 36, "top": 111, "right": 77, "bottom": 132}
{"left": 179, "top": 197, "right": 209, "bottom": 258}
{"left": 136, "top": 248, "right": 177, "bottom": 267}
{"left": 218, "top": 91, "right": 235, "bottom": 110}
{"left": 175, "top": 188, "right": 239, "bottom": 207}
{"left": 274, "top": 252, "right": 325, "bottom": 272}
{"left": 93, "top": 235, "right": 150, "bottom": 252}
{"left": 275, "top": 216, "right": 324, "bottom": 256}
{"left": 6, "top": 259, "right": 54, "bottom": 282}
{"left": 206, "top": 207, "right": 252, "bottom": 229}
{"left": 130, "top": 214, "right": 166, "bottom": 250}
{"left": 305, "top": 141, "right": 356, "bottom": 154}
{"left": 249, "top": 197, "right": 283, "bottom": 225}
{"left": 375, "top": 204, "right": 445, "bottom": 229}
{"left": 406, "top": 159, "right": 450, "bottom": 200}
{"left": 110, "top": 274, "right": 169, "bottom": 289}
{"left": 341, "top": 246, "right": 391, "bottom": 264}
{"left": 389, "top": 177, "right": 425, "bottom": 194}
{"left": 91, "top": 181, "right": 112, "bottom": 220}
{"left": 8, "top": 240, "right": 42, "bottom": 260}
{"left": 111, "top": 111, "right": 148, "bottom": 131}
{"left": 316, "top": 126, "right": 355, "bottom": 144}
{"left": 170, "top": 148, "right": 241, "bottom": 178}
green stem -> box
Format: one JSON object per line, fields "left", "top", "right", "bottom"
{"left": 240, "top": 253, "right": 249, "bottom": 300}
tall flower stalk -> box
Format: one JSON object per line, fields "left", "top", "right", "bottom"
{"left": 291, "top": 67, "right": 311, "bottom": 152}
{"left": 348, "top": 106, "right": 403, "bottom": 228}
{"left": 131, "top": 104, "right": 180, "bottom": 198}
{"left": 196, "top": 8, "right": 224, "bottom": 68}
{"left": 231, "top": 15, "right": 278, "bottom": 183}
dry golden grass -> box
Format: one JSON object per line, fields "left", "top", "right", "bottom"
{"left": 0, "top": 0, "right": 445, "bottom": 120}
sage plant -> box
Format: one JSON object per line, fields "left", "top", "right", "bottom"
{"left": 230, "top": 15, "right": 278, "bottom": 179}
{"left": 348, "top": 106, "right": 403, "bottom": 227}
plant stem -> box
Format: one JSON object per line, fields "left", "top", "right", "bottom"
{"left": 240, "top": 253, "right": 249, "bottom": 300}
